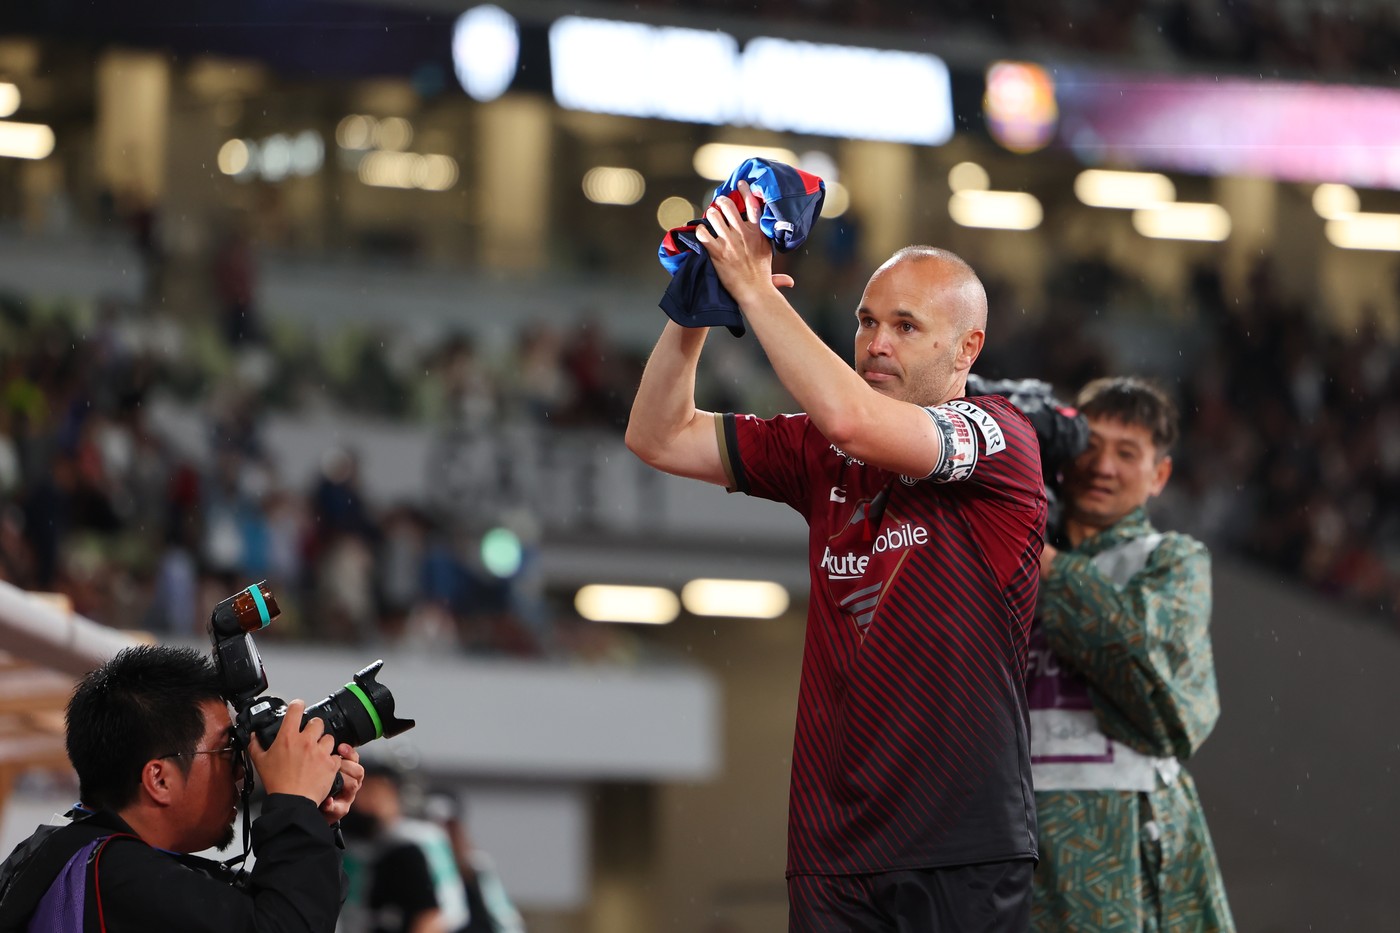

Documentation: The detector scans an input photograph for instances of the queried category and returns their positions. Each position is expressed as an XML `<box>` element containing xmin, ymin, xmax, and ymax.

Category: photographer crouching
<box><xmin>0</xmin><ymin>644</ymin><xmax>364</xmax><ymax>932</ymax></box>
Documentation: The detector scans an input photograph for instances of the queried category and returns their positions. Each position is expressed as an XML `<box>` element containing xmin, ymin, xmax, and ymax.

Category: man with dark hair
<box><xmin>0</xmin><ymin>644</ymin><xmax>364</xmax><ymax>932</ymax></box>
<box><xmin>628</xmin><ymin>182</ymin><xmax>1044</xmax><ymax>930</ymax></box>
<box><xmin>1029</xmin><ymin>376</ymin><xmax>1236</xmax><ymax>931</ymax></box>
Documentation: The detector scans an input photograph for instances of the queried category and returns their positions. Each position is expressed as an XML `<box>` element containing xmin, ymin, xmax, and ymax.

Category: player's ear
<box><xmin>958</xmin><ymin>329</ymin><xmax>985</xmax><ymax>370</ymax></box>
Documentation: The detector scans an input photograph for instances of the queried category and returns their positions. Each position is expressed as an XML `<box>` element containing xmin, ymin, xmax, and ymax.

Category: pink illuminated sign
<box><xmin>1055</xmin><ymin>70</ymin><xmax>1400</xmax><ymax>189</ymax></box>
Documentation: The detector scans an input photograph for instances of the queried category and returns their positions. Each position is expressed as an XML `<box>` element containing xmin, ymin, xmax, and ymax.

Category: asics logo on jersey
<box><xmin>820</xmin><ymin>522</ymin><xmax>929</xmax><ymax>579</ymax></box>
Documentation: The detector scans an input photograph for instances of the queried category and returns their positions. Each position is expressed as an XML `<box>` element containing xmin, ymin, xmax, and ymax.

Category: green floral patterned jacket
<box><xmin>1030</xmin><ymin>508</ymin><xmax>1235</xmax><ymax>933</ymax></box>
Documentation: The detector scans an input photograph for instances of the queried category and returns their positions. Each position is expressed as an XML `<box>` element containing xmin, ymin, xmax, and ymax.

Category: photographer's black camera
<box><xmin>209</xmin><ymin>582</ymin><xmax>415</xmax><ymax>756</ymax></box>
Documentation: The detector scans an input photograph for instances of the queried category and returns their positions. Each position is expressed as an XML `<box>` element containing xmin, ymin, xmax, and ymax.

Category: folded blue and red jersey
<box><xmin>657</xmin><ymin>158</ymin><xmax>825</xmax><ymax>337</ymax></box>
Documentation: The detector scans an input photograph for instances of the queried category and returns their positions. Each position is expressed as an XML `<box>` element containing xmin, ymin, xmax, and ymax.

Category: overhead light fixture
<box><xmin>693</xmin><ymin>142</ymin><xmax>798</xmax><ymax>181</ymax></box>
<box><xmin>1312</xmin><ymin>183</ymin><xmax>1359</xmax><ymax>220</ymax></box>
<box><xmin>948</xmin><ymin>190</ymin><xmax>1042</xmax><ymax>230</ymax></box>
<box><xmin>358</xmin><ymin>151</ymin><xmax>458</xmax><ymax>190</ymax></box>
<box><xmin>0</xmin><ymin>83</ymin><xmax>19</xmax><ymax>119</ymax></box>
<box><xmin>453</xmin><ymin>4</ymin><xmax>520</xmax><ymax>102</ymax></box>
<box><xmin>0</xmin><ymin>121</ymin><xmax>54</xmax><ymax>160</ymax></box>
<box><xmin>680</xmin><ymin>579</ymin><xmax>790</xmax><ymax>619</ymax></box>
<box><xmin>1074</xmin><ymin>169</ymin><xmax>1175</xmax><ymax>209</ymax></box>
<box><xmin>582</xmin><ymin>166</ymin><xmax>646</xmax><ymax>205</ymax></box>
<box><xmin>374</xmin><ymin>116</ymin><xmax>414</xmax><ymax>152</ymax></box>
<box><xmin>575</xmin><ymin>584</ymin><xmax>680</xmax><ymax>625</ymax></box>
<box><xmin>1132</xmin><ymin>202</ymin><xmax>1230</xmax><ymax>241</ymax></box>
<box><xmin>947</xmin><ymin>161</ymin><xmax>990</xmax><ymax>193</ymax></box>
<box><xmin>336</xmin><ymin>114</ymin><xmax>375</xmax><ymax>150</ymax></box>
<box><xmin>656</xmin><ymin>195</ymin><xmax>695</xmax><ymax>230</ymax></box>
<box><xmin>1325</xmin><ymin>213</ymin><xmax>1400</xmax><ymax>251</ymax></box>
<box><xmin>217</xmin><ymin>139</ymin><xmax>251</xmax><ymax>176</ymax></box>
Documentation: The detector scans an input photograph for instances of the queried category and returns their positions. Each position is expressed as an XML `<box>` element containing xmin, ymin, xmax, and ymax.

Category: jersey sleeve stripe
<box><xmin>716</xmin><ymin>412</ymin><xmax>745</xmax><ymax>492</ymax></box>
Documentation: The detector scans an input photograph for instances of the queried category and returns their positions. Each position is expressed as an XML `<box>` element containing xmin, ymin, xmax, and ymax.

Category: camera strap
<box><xmin>219</xmin><ymin>748</ymin><xmax>255</xmax><ymax>875</ymax></box>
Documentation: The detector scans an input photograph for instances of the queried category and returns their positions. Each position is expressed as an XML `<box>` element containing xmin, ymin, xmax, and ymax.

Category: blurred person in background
<box><xmin>1029</xmin><ymin>377</ymin><xmax>1235</xmax><ymax>932</ymax></box>
<box><xmin>629</xmin><ymin>181</ymin><xmax>1045</xmax><ymax>931</ymax></box>
<box><xmin>341</xmin><ymin>761</ymin><xmax>470</xmax><ymax>933</ymax></box>
<box><xmin>424</xmin><ymin>792</ymin><xmax>525</xmax><ymax>933</ymax></box>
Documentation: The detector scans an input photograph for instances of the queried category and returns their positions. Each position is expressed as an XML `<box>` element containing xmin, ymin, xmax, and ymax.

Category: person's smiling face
<box><xmin>1063</xmin><ymin>416</ymin><xmax>1173</xmax><ymax>530</ymax></box>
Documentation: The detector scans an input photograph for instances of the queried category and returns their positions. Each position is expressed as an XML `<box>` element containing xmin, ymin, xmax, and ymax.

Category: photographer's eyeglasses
<box><xmin>161</xmin><ymin>744</ymin><xmax>240</xmax><ymax>765</ymax></box>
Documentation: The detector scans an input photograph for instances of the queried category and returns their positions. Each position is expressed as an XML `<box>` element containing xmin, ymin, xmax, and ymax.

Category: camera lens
<box><xmin>302</xmin><ymin>660</ymin><xmax>416</xmax><ymax>749</ymax></box>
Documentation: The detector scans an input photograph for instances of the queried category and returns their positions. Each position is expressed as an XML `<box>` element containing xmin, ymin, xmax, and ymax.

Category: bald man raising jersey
<box><xmin>628</xmin><ymin>181</ymin><xmax>1045</xmax><ymax>932</ymax></box>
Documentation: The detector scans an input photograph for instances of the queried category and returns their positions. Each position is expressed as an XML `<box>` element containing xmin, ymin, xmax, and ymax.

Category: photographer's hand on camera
<box><xmin>319</xmin><ymin>743</ymin><xmax>364</xmax><ymax>824</ymax></box>
<box><xmin>247</xmin><ymin>699</ymin><xmax>341</xmax><ymax>805</ymax></box>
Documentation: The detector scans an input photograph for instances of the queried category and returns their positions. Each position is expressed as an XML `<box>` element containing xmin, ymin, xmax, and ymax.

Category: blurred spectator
<box><xmin>213</xmin><ymin>215</ymin><xmax>262</xmax><ymax>345</ymax></box>
<box><xmin>342</xmin><ymin>761</ymin><xmax>471</xmax><ymax>933</ymax></box>
<box><xmin>424</xmin><ymin>792</ymin><xmax>526</xmax><ymax>933</ymax></box>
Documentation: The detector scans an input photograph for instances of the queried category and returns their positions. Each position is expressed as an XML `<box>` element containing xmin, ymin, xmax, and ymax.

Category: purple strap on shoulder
<box><xmin>28</xmin><ymin>836</ymin><xmax>107</xmax><ymax>933</ymax></box>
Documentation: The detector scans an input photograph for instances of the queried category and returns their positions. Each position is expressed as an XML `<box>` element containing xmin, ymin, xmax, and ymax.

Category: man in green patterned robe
<box><xmin>1028</xmin><ymin>377</ymin><xmax>1235</xmax><ymax>932</ymax></box>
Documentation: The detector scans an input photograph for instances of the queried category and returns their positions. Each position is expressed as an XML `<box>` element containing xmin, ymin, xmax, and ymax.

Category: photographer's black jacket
<box><xmin>0</xmin><ymin>794</ymin><xmax>344</xmax><ymax>933</ymax></box>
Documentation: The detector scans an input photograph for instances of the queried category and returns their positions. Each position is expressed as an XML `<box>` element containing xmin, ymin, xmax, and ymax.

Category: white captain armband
<box><xmin>903</xmin><ymin>404</ymin><xmax>982</xmax><ymax>484</ymax></box>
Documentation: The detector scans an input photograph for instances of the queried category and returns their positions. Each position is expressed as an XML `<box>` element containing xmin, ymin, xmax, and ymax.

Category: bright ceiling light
<box><xmin>681</xmin><ymin>579</ymin><xmax>790</xmax><ymax>619</ymax></box>
<box><xmin>375</xmin><ymin>116</ymin><xmax>414</xmax><ymax>152</ymax></box>
<box><xmin>290</xmin><ymin>130</ymin><xmax>324</xmax><ymax>177</ymax></box>
<box><xmin>693</xmin><ymin>142</ymin><xmax>798</xmax><ymax>181</ymax></box>
<box><xmin>336</xmin><ymin>114</ymin><xmax>375</xmax><ymax>150</ymax></box>
<box><xmin>1325</xmin><ymin>213</ymin><xmax>1400</xmax><ymax>251</ymax></box>
<box><xmin>1312</xmin><ymin>183</ymin><xmax>1359</xmax><ymax>220</ymax></box>
<box><xmin>0</xmin><ymin>121</ymin><xmax>54</xmax><ymax>160</ymax></box>
<box><xmin>358</xmin><ymin>151</ymin><xmax>457</xmax><ymax>191</ymax></box>
<box><xmin>582</xmin><ymin>166</ymin><xmax>646</xmax><ymax>205</ymax></box>
<box><xmin>819</xmin><ymin>181</ymin><xmax>850</xmax><ymax>219</ymax></box>
<box><xmin>948</xmin><ymin>161</ymin><xmax>989</xmax><ymax>193</ymax></box>
<box><xmin>1132</xmin><ymin>202</ymin><xmax>1231</xmax><ymax>241</ymax></box>
<box><xmin>1074</xmin><ymin>169</ymin><xmax>1175</xmax><ymax>209</ymax></box>
<box><xmin>453</xmin><ymin>4</ymin><xmax>520</xmax><ymax>102</ymax></box>
<box><xmin>0</xmin><ymin>83</ymin><xmax>19</xmax><ymax>119</ymax></box>
<box><xmin>948</xmin><ymin>190</ymin><xmax>1042</xmax><ymax>230</ymax></box>
<box><xmin>575</xmin><ymin>584</ymin><xmax>680</xmax><ymax>625</ymax></box>
<box><xmin>260</xmin><ymin>134</ymin><xmax>292</xmax><ymax>182</ymax></box>
<box><xmin>417</xmin><ymin>154</ymin><xmax>459</xmax><ymax>191</ymax></box>
<box><xmin>217</xmin><ymin>138</ymin><xmax>251</xmax><ymax>175</ymax></box>
<box><xmin>656</xmin><ymin>195</ymin><xmax>695</xmax><ymax>230</ymax></box>
<box><xmin>359</xmin><ymin>151</ymin><xmax>415</xmax><ymax>189</ymax></box>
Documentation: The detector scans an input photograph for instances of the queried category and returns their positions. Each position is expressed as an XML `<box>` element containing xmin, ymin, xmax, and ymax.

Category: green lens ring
<box><xmin>246</xmin><ymin>585</ymin><xmax>271</xmax><ymax>628</ymax></box>
<box><xmin>344</xmin><ymin>683</ymin><xmax>384</xmax><ymax>739</ymax></box>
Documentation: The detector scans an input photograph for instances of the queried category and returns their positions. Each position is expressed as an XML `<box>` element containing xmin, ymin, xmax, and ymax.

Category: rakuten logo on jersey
<box><xmin>820</xmin><ymin>548</ymin><xmax>869</xmax><ymax>579</ymax></box>
<box><xmin>820</xmin><ymin>522</ymin><xmax>929</xmax><ymax>579</ymax></box>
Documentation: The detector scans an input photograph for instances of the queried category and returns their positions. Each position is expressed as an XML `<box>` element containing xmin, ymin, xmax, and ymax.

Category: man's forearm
<box><xmin>735</xmin><ymin>281</ymin><xmax>878</xmax><ymax>450</ymax></box>
<box><xmin>626</xmin><ymin>321</ymin><xmax>708</xmax><ymax>458</ymax></box>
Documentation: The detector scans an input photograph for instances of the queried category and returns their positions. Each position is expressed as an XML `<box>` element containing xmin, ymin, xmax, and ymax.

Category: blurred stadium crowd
<box><xmin>2</xmin><ymin>214</ymin><xmax>1398</xmax><ymax>650</ymax></box>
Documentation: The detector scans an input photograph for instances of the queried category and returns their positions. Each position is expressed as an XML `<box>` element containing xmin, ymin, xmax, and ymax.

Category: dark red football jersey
<box><xmin>719</xmin><ymin>394</ymin><xmax>1045</xmax><ymax>875</ymax></box>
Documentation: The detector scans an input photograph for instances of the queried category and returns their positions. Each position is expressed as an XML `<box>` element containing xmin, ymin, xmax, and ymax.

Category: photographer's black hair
<box><xmin>1075</xmin><ymin>376</ymin><xmax>1179</xmax><ymax>458</ymax></box>
<box><xmin>65</xmin><ymin>644</ymin><xmax>226</xmax><ymax>812</ymax></box>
